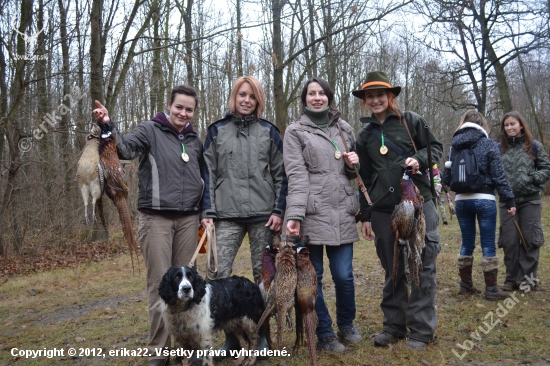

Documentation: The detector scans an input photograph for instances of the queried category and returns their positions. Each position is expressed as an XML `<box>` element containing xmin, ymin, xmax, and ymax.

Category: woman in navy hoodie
<box><xmin>442</xmin><ymin>110</ymin><xmax>515</xmax><ymax>302</ymax></box>
<box><xmin>93</xmin><ymin>85</ymin><xmax>204</xmax><ymax>366</ymax></box>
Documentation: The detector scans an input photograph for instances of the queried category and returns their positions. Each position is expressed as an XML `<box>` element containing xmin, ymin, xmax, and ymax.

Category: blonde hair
<box><xmin>227</xmin><ymin>76</ymin><xmax>266</xmax><ymax>118</ymax></box>
<box><xmin>456</xmin><ymin>109</ymin><xmax>489</xmax><ymax>132</ymax></box>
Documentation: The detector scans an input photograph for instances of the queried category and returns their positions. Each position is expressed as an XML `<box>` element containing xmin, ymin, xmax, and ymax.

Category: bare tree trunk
<box><xmin>0</xmin><ymin>0</ymin><xmax>33</xmax><ymax>254</ymax></box>
<box><xmin>272</xmin><ymin>0</ymin><xmax>287</xmax><ymax>134</ymax></box>
<box><xmin>517</xmin><ymin>55</ymin><xmax>545</xmax><ymax>141</ymax></box>
<box><xmin>184</xmin><ymin>0</ymin><xmax>194</xmax><ymax>86</ymax></box>
<box><xmin>236</xmin><ymin>0</ymin><xmax>243</xmax><ymax>77</ymax></box>
<box><xmin>90</xmin><ymin>0</ymin><xmax>105</xmax><ymax>104</ymax></box>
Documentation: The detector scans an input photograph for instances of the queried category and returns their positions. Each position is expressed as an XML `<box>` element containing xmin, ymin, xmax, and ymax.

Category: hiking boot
<box><xmin>213</xmin><ymin>332</ymin><xmax>239</xmax><ymax>360</ymax></box>
<box><xmin>457</xmin><ymin>255</ymin><xmax>481</xmax><ymax>295</ymax></box>
<box><xmin>443</xmin><ymin>219</ymin><xmax>448</xmax><ymax>225</ymax></box>
<box><xmin>374</xmin><ymin>331</ymin><xmax>403</xmax><ymax>347</ymax></box>
<box><xmin>317</xmin><ymin>335</ymin><xmax>346</xmax><ymax>353</ymax></box>
<box><xmin>337</xmin><ymin>326</ymin><xmax>362</xmax><ymax>346</ymax></box>
<box><xmin>483</xmin><ymin>267</ymin><xmax>508</xmax><ymax>301</ymax></box>
<box><xmin>406</xmin><ymin>339</ymin><xmax>429</xmax><ymax>350</ymax></box>
<box><xmin>500</xmin><ymin>282</ymin><xmax>518</xmax><ymax>292</ymax></box>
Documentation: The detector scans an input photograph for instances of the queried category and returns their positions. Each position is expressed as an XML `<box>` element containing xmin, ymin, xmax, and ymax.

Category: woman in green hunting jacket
<box><xmin>498</xmin><ymin>111</ymin><xmax>550</xmax><ymax>293</ymax></box>
<box><xmin>354</xmin><ymin>71</ymin><xmax>443</xmax><ymax>350</ymax></box>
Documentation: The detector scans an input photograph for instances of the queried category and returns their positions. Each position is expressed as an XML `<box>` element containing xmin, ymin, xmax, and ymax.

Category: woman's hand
<box><xmin>508</xmin><ymin>207</ymin><xmax>516</xmax><ymax>216</ymax></box>
<box><xmin>404</xmin><ymin>157</ymin><xmax>419</xmax><ymax>171</ymax></box>
<box><xmin>344</xmin><ymin>151</ymin><xmax>359</xmax><ymax>169</ymax></box>
<box><xmin>361</xmin><ymin>221</ymin><xmax>374</xmax><ymax>241</ymax></box>
<box><xmin>286</xmin><ymin>219</ymin><xmax>301</xmax><ymax>236</ymax></box>
<box><xmin>93</xmin><ymin>100</ymin><xmax>111</xmax><ymax>124</ymax></box>
<box><xmin>266</xmin><ymin>215</ymin><xmax>283</xmax><ymax>232</ymax></box>
<box><xmin>201</xmin><ymin>218</ymin><xmax>214</xmax><ymax>228</ymax></box>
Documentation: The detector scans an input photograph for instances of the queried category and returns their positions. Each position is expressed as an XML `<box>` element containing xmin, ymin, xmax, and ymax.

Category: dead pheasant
<box><xmin>76</xmin><ymin>125</ymin><xmax>107</xmax><ymax>233</ymax></box>
<box><xmin>258</xmin><ymin>234</ymin><xmax>280</xmax><ymax>301</ymax></box>
<box><xmin>390</xmin><ymin>168</ymin><xmax>426</xmax><ymax>289</ymax></box>
<box><xmin>294</xmin><ymin>246</ymin><xmax>317</xmax><ymax>366</ymax></box>
<box><xmin>256</xmin><ymin>241</ymin><xmax>297</xmax><ymax>347</ymax></box>
<box><xmin>95</xmin><ymin>112</ymin><xmax>138</xmax><ymax>271</ymax></box>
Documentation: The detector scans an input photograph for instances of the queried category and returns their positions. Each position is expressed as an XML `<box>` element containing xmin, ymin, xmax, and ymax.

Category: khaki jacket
<box><xmin>283</xmin><ymin>112</ymin><xmax>360</xmax><ymax>245</ymax></box>
<box><xmin>201</xmin><ymin>114</ymin><xmax>287</xmax><ymax>219</ymax></box>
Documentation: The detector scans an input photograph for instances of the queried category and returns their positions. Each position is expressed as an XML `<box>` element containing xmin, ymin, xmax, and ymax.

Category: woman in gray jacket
<box><xmin>285</xmin><ymin>77</ymin><xmax>361</xmax><ymax>353</ymax></box>
<box><xmin>93</xmin><ymin>85</ymin><xmax>204</xmax><ymax>366</ymax></box>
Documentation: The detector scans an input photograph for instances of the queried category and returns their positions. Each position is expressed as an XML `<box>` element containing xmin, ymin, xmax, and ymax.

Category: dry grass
<box><xmin>1</xmin><ymin>197</ymin><xmax>550</xmax><ymax>365</ymax></box>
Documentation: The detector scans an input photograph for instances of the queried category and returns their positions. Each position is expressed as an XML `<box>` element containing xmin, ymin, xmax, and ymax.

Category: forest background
<box><xmin>0</xmin><ymin>0</ymin><xmax>549</xmax><ymax>257</ymax></box>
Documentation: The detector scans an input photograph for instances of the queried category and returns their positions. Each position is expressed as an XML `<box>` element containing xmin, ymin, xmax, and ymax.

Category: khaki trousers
<box><xmin>138</xmin><ymin>212</ymin><xmax>199</xmax><ymax>361</ymax></box>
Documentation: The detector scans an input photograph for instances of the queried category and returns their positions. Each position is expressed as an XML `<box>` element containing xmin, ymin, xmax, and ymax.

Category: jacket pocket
<box><xmin>531</xmin><ymin>222</ymin><xmax>544</xmax><ymax>247</ymax></box>
<box><xmin>344</xmin><ymin>186</ymin><xmax>359</xmax><ymax>215</ymax></box>
<box><xmin>306</xmin><ymin>194</ymin><xmax>317</xmax><ymax>214</ymax></box>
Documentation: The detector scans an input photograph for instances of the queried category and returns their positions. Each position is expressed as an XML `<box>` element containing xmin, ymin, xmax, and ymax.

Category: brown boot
<box><xmin>481</xmin><ymin>257</ymin><xmax>508</xmax><ymax>301</ymax></box>
<box><xmin>457</xmin><ymin>255</ymin><xmax>481</xmax><ymax>295</ymax></box>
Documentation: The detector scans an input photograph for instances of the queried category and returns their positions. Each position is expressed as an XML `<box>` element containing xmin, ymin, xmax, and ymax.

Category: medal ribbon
<box><xmin>181</xmin><ymin>143</ymin><xmax>186</xmax><ymax>156</ymax></box>
<box><xmin>381</xmin><ymin>133</ymin><xmax>385</xmax><ymax>150</ymax></box>
<box><xmin>331</xmin><ymin>141</ymin><xmax>340</xmax><ymax>154</ymax></box>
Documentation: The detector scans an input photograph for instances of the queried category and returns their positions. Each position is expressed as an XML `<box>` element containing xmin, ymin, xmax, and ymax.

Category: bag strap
<box><xmin>336</xmin><ymin>121</ymin><xmax>372</xmax><ymax>205</ymax></box>
<box><xmin>366</xmin><ymin>123</ymin><xmax>409</xmax><ymax>159</ymax></box>
<box><xmin>402</xmin><ymin>116</ymin><xmax>418</xmax><ymax>153</ymax></box>
<box><xmin>189</xmin><ymin>224</ymin><xmax>219</xmax><ymax>280</ymax></box>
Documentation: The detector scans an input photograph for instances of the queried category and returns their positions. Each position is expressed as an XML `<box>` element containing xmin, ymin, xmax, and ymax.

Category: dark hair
<box><xmin>170</xmin><ymin>85</ymin><xmax>199</xmax><ymax>109</ymax></box>
<box><xmin>300</xmin><ymin>77</ymin><xmax>337</xmax><ymax>113</ymax></box>
<box><xmin>499</xmin><ymin>111</ymin><xmax>535</xmax><ymax>159</ymax></box>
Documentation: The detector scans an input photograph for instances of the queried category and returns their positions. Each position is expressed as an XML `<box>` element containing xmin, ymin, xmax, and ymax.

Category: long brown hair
<box><xmin>361</xmin><ymin>90</ymin><xmax>402</xmax><ymax>120</ymax></box>
<box><xmin>455</xmin><ymin>110</ymin><xmax>489</xmax><ymax>132</ymax></box>
<box><xmin>499</xmin><ymin>111</ymin><xmax>535</xmax><ymax>159</ymax></box>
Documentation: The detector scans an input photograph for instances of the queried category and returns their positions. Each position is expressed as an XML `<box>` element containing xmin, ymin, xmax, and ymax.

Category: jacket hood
<box><xmin>152</xmin><ymin>112</ymin><xmax>194</xmax><ymax>137</ymax></box>
<box><xmin>452</xmin><ymin>123</ymin><xmax>488</xmax><ymax>149</ymax></box>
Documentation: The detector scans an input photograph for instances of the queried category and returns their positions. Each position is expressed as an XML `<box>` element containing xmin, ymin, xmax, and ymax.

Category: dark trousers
<box><xmin>371</xmin><ymin>200</ymin><xmax>440</xmax><ymax>343</ymax></box>
<box><xmin>499</xmin><ymin>200</ymin><xmax>543</xmax><ymax>286</ymax></box>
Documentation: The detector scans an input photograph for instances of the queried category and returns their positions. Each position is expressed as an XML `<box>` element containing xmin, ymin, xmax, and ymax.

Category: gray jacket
<box><xmin>201</xmin><ymin>113</ymin><xmax>287</xmax><ymax>219</ymax></box>
<box><xmin>283</xmin><ymin>112</ymin><xmax>360</xmax><ymax>246</ymax></box>
<box><xmin>114</xmin><ymin>113</ymin><xmax>204</xmax><ymax>213</ymax></box>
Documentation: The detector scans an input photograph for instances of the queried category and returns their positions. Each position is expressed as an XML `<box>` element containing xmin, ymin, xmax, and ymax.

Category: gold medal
<box><xmin>181</xmin><ymin>152</ymin><xmax>189</xmax><ymax>162</ymax></box>
<box><xmin>380</xmin><ymin>146</ymin><xmax>388</xmax><ymax>155</ymax></box>
<box><xmin>335</xmin><ymin>150</ymin><xmax>342</xmax><ymax>159</ymax></box>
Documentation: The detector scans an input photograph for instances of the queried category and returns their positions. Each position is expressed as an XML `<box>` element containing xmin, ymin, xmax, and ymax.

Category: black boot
<box><xmin>457</xmin><ymin>255</ymin><xmax>481</xmax><ymax>295</ymax></box>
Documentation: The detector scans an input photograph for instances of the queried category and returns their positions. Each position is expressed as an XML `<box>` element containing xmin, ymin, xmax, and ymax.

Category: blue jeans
<box><xmin>307</xmin><ymin>243</ymin><xmax>356</xmax><ymax>339</ymax></box>
<box><xmin>455</xmin><ymin>199</ymin><xmax>497</xmax><ymax>257</ymax></box>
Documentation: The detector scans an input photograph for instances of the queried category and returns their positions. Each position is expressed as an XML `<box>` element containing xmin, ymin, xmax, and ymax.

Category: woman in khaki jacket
<box><xmin>284</xmin><ymin>77</ymin><xmax>361</xmax><ymax>353</ymax></box>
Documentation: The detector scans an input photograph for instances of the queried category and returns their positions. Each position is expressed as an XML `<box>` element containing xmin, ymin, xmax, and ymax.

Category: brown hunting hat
<box><xmin>352</xmin><ymin>71</ymin><xmax>401</xmax><ymax>99</ymax></box>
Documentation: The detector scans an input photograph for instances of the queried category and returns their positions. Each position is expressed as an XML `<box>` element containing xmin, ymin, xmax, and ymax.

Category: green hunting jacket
<box><xmin>201</xmin><ymin>113</ymin><xmax>288</xmax><ymax>220</ymax></box>
<box><xmin>356</xmin><ymin>111</ymin><xmax>443</xmax><ymax>221</ymax></box>
<box><xmin>500</xmin><ymin>136</ymin><xmax>550</xmax><ymax>203</ymax></box>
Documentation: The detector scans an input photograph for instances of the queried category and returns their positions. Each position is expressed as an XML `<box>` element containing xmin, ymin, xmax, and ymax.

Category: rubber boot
<box><xmin>213</xmin><ymin>332</ymin><xmax>239</xmax><ymax>360</ymax></box>
<box><xmin>457</xmin><ymin>255</ymin><xmax>481</xmax><ymax>295</ymax></box>
<box><xmin>481</xmin><ymin>256</ymin><xmax>508</xmax><ymax>301</ymax></box>
<box><xmin>257</xmin><ymin>328</ymin><xmax>270</xmax><ymax>360</ymax></box>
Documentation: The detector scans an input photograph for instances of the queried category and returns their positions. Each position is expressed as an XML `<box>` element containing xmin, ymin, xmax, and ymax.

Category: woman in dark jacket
<box><xmin>498</xmin><ymin>111</ymin><xmax>550</xmax><ymax>292</ymax></box>
<box><xmin>355</xmin><ymin>71</ymin><xmax>443</xmax><ymax>350</ymax></box>
<box><xmin>285</xmin><ymin>77</ymin><xmax>361</xmax><ymax>353</ymax></box>
<box><xmin>93</xmin><ymin>85</ymin><xmax>204</xmax><ymax>366</ymax></box>
<box><xmin>442</xmin><ymin>110</ymin><xmax>516</xmax><ymax>302</ymax></box>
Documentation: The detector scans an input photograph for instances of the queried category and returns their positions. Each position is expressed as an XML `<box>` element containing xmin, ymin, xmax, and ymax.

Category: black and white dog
<box><xmin>158</xmin><ymin>266</ymin><xmax>266</xmax><ymax>366</ymax></box>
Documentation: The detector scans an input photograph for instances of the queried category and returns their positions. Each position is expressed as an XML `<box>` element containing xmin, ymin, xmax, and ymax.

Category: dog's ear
<box><xmin>190</xmin><ymin>268</ymin><xmax>207</xmax><ymax>304</ymax></box>
<box><xmin>158</xmin><ymin>268</ymin><xmax>178</xmax><ymax>306</ymax></box>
